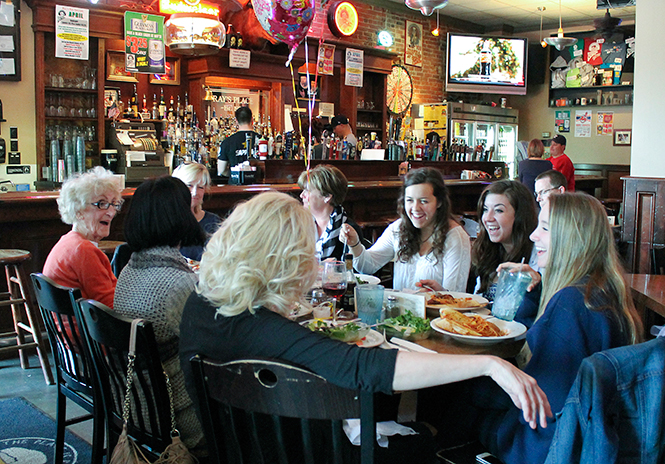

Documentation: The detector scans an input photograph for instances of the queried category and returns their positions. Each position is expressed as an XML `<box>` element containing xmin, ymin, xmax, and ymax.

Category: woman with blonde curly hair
<box><xmin>179</xmin><ymin>191</ymin><xmax>551</xmax><ymax>462</ymax></box>
<box><xmin>44</xmin><ymin>166</ymin><xmax>123</xmax><ymax>308</ymax></box>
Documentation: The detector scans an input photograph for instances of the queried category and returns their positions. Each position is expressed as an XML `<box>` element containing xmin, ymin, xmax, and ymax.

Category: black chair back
<box><xmin>652</xmin><ymin>247</ymin><xmax>665</xmax><ymax>275</ymax></box>
<box><xmin>75</xmin><ymin>298</ymin><xmax>172</xmax><ymax>460</ymax></box>
<box><xmin>111</xmin><ymin>243</ymin><xmax>132</xmax><ymax>277</ymax></box>
<box><xmin>190</xmin><ymin>356</ymin><xmax>377</xmax><ymax>464</ymax></box>
<box><xmin>30</xmin><ymin>273</ymin><xmax>105</xmax><ymax>464</ymax></box>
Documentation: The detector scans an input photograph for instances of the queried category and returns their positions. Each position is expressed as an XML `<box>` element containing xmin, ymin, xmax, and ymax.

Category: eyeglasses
<box><xmin>534</xmin><ymin>187</ymin><xmax>558</xmax><ymax>199</ymax></box>
<box><xmin>91</xmin><ymin>200</ymin><xmax>124</xmax><ymax>211</ymax></box>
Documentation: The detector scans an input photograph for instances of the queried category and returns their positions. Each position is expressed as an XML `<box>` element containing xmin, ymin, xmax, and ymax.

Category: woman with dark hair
<box><xmin>342</xmin><ymin>168</ymin><xmax>471</xmax><ymax>292</ymax></box>
<box><xmin>471</xmin><ymin>180</ymin><xmax>538</xmax><ymax>300</ymax></box>
<box><xmin>518</xmin><ymin>139</ymin><xmax>552</xmax><ymax>194</ymax></box>
<box><xmin>113</xmin><ymin>176</ymin><xmax>206</xmax><ymax>457</ymax></box>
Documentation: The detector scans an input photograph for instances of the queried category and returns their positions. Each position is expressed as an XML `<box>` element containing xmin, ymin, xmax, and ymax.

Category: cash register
<box><xmin>107</xmin><ymin>122</ymin><xmax>169</xmax><ymax>183</ymax></box>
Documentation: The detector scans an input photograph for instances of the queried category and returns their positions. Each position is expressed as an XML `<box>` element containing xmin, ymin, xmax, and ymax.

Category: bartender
<box><xmin>331</xmin><ymin>114</ymin><xmax>357</xmax><ymax>147</ymax></box>
<box><xmin>217</xmin><ymin>106</ymin><xmax>261</xmax><ymax>177</ymax></box>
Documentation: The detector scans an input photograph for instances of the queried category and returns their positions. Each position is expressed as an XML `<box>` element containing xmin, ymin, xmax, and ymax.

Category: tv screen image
<box><xmin>446</xmin><ymin>34</ymin><xmax>528</xmax><ymax>95</ymax></box>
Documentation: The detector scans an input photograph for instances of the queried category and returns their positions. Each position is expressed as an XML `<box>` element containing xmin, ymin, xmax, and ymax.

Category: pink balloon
<box><xmin>253</xmin><ymin>0</ymin><xmax>315</xmax><ymax>60</ymax></box>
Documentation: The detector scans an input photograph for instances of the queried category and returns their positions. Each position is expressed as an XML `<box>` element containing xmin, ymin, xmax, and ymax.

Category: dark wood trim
<box><xmin>574</xmin><ymin>163</ymin><xmax>630</xmax><ymax>199</ymax></box>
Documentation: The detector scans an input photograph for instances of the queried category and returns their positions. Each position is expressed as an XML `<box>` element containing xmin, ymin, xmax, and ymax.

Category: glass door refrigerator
<box><xmin>448</xmin><ymin>102</ymin><xmax>519</xmax><ymax>177</ymax></box>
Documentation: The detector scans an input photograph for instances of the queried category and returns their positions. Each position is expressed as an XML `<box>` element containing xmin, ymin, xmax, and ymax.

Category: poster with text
<box><xmin>575</xmin><ymin>110</ymin><xmax>592</xmax><ymax>138</ymax></box>
<box><xmin>345</xmin><ymin>48</ymin><xmax>363</xmax><ymax>87</ymax></box>
<box><xmin>124</xmin><ymin>12</ymin><xmax>165</xmax><ymax>74</ymax></box>
<box><xmin>596</xmin><ymin>111</ymin><xmax>614</xmax><ymax>136</ymax></box>
<box><xmin>555</xmin><ymin>110</ymin><xmax>570</xmax><ymax>133</ymax></box>
<box><xmin>55</xmin><ymin>5</ymin><xmax>89</xmax><ymax>60</ymax></box>
<box><xmin>317</xmin><ymin>44</ymin><xmax>335</xmax><ymax>76</ymax></box>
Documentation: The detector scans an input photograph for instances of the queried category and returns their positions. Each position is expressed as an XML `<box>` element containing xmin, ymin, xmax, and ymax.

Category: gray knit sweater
<box><xmin>114</xmin><ymin>246</ymin><xmax>204</xmax><ymax>455</ymax></box>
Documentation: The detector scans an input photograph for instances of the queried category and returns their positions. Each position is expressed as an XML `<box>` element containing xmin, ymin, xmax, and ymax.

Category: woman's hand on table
<box><xmin>415</xmin><ymin>280</ymin><xmax>444</xmax><ymax>292</ymax></box>
<box><xmin>496</xmin><ymin>262</ymin><xmax>541</xmax><ymax>292</ymax></box>
<box><xmin>340</xmin><ymin>224</ymin><xmax>362</xmax><ymax>257</ymax></box>
<box><xmin>488</xmin><ymin>357</ymin><xmax>552</xmax><ymax>429</ymax></box>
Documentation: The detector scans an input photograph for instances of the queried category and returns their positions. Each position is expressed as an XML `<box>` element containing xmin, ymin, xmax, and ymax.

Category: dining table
<box><xmin>628</xmin><ymin>274</ymin><xmax>665</xmax><ymax>337</ymax></box>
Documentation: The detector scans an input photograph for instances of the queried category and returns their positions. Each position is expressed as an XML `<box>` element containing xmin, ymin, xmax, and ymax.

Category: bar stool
<box><xmin>0</xmin><ymin>249</ymin><xmax>54</xmax><ymax>385</ymax></box>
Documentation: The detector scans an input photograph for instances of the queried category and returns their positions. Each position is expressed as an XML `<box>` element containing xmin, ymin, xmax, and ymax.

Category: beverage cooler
<box><xmin>448</xmin><ymin>102</ymin><xmax>519</xmax><ymax>178</ymax></box>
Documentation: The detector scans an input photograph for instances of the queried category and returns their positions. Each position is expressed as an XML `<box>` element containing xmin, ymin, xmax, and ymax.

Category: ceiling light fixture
<box><xmin>538</xmin><ymin>7</ymin><xmax>546</xmax><ymax>48</ymax></box>
<box><xmin>543</xmin><ymin>0</ymin><xmax>577</xmax><ymax>51</ymax></box>
<box><xmin>164</xmin><ymin>13</ymin><xmax>225</xmax><ymax>56</ymax></box>
<box><xmin>431</xmin><ymin>11</ymin><xmax>440</xmax><ymax>36</ymax></box>
<box><xmin>404</xmin><ymin>0</ymin><xmax>448</xmax><ymax>17</ymax></box>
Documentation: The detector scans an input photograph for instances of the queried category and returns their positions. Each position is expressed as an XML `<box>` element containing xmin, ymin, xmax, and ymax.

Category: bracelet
<box><xmin>349</xmin><ymin>240</ymin><xmax>360</xmax><ymax>248</ymax></box>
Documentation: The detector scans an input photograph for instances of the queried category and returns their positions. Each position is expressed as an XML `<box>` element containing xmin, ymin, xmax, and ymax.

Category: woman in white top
<box><xmin>341</xmin><ymin>168</ymin><xmax>471</xmax><ymax>292</ymax></box>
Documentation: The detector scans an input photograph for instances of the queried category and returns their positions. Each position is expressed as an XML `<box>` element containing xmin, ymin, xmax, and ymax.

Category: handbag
<box><xmin>109</xmin><ymin>319</ymin><xmax>197</xmax><ymax>464</ymax></box>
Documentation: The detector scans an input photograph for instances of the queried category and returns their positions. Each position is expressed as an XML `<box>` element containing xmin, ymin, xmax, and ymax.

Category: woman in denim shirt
<box><xmin>473</xmin><ymin>193</ymin><xmax>643</xmax><ymax>464</ymax></box>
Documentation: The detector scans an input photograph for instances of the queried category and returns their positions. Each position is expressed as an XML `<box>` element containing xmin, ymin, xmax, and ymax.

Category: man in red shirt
<box><xmin>549</xmin><ymin>134</ymin><xmax>575</xmax><ymax>191</ymax></box>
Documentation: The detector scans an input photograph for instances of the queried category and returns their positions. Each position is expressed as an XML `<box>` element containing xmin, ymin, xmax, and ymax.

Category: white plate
<box><xmin>425</xmin><ymin>292</ymin><xmax>489</xmax><ymax>312</ymax></box>
<box><xmin>430</xmin><ymin>316</ymin><xmax>526</xmax><ymax>345</ymax></box>
<box><xmin>354</xmin><ymin>274</ymin><xmax>381</xmax><ymax>285</ymax></box>
<box><xmin>356</xmin><ymin>329</ymin><xmax>384</xmax><ymax>348</ymax></box>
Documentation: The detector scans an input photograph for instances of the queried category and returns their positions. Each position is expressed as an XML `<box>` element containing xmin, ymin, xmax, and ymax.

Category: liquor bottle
<box><xmin>184</xmin><ymin>92</ymin><xmax>190</xmax><ymax>121</ymax></box>
<box><xmin>236</xmin><ymin>31</ymin><xmax>243</xmax><ymax>49</ymax></box>
<box><xmin>227</xmin><ymin>24</ymin><xmax>236</xmax><ymax>49</ymax></box>
<box><xmin>142</xmin><ymin>94</ymin><xmax>148</xmax><ymax>114</ymax></box>
<box><xmin>130</xmin><ymin>84</ymin><xmax>138</xmax><ymax>118</ymax></box>
<box><xmin>159</xmin><ymin>88</ymin><xmax>166</xmax><ymax>119</ymax></box>
<box><xmin>480</xmin><ymin>40</ymin><xmax>492</xmax><ymax>77</ymax></box>
<box><xmin>177</xmin><ymin>95</ymin><xmax>183</xmax><ymax>119</ymax></box>
<box><xmin>152</xmin><ymin>94</ymin><xmax>158</xmax><ymax>120</ymax></box>
<box><xmin>258</xmin><ymin>132</ymin><xmax>268</xmax><ymax>160</ymax></box>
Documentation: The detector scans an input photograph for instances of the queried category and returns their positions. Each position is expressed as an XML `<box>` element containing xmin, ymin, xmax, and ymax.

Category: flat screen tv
<box><xmin>446</xmin><ymin>33</ymin><xmax>528</xmax><ymax>95</ymax></box>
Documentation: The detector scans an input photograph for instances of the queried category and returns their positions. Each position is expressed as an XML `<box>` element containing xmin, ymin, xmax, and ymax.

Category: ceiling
<box><xmin>386</xmin><ymin>0</ymin><xmax>636</xmax><ymax>33</ymax></box>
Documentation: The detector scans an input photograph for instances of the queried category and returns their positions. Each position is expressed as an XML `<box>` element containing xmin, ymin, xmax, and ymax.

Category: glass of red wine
<box><xmin>322</xmin><ymin>260</ymin><xmax>347</xmax><ymax>320</ymax></box>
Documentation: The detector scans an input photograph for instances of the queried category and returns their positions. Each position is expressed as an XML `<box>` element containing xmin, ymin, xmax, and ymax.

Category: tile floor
<box><xmin>0</xmin><ymin>353</ymin><xmax>94</xmax><ymax>445</ymax></box>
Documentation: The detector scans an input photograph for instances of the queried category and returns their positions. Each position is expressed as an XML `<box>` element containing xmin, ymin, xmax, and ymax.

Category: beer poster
<box><xmin>345</xmin><ymin>48</ymin><xmax>363</xmax><ymax>87</ymax></box>
<box><xmin>575</xmin><ymin>110</ymin><xmax>592</xmax><ymax>138</ymax></box>
<box><xmin>596</xmin><ymin>111</ymin><xmax>614</xmax><ymax>136</ymax></box>
<box><xmin>317</xmin><ymin>44</ymin><xmax>335</xmax><ymax>76</ymax></box>
<box><xmin>405</xmin><ymin>20</ymin><xmax>423</xmax><ymax>67</ymax></box>
<box><xmin>124</xmin><ymin>12</ymin><xmax>165</xmax><ymax>74</ymax></box>
<box><xmin>555</xmin><ymin>110</ymin><xmax>570</xmax><ymax>133</ymax></box>
<box><xmin>55</xmin><ymin>5</ymin><xmax>89</xmax><ymax>60</ymax></box>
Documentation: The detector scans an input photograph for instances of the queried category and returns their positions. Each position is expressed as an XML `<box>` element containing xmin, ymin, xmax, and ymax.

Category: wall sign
<box><xmin>124</xmin><ymin>11</ymin><xmax>165</xmax><ymax>74</ymax></box>
<box><xmin>327</xmin><ymin>1</ymin><xmax>358</xmax><ymax>38</ymax></box>
<box><xmin>0</xmin><ymin>0</ymin><xmax>20</xmax><ymax>80</ymax></box>
<box><xmin>159</xmin><ymin>0</ymin><xmax>219</xmax><ymax>16</ymax></box>
<box><xmin>7</xmin><ymin>165</ymin><xmax>29</xmax><ymax>174</ymax></box>
<box><xmin>55</xmin><ymin>5</ymin><xmax>89</xmax><ymax>60</ymax></box>
<box><xmin>344</xmin><ymin>48</ymin><xmax>363</xmax><ymax>87</ymax></box>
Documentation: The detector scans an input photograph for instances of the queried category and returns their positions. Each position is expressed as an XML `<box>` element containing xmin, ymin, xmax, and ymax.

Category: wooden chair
<box><xmin>190</xmin><ymin>356</ymin><xmax>378</xmax><ymax>464</ymax></box>
<box><xmin>30</xmin><ymin>273</ymin><xmax>105</xmax><ymax>464</ymax></box>
<box><xmin>74</xmin><ymin>298</ymin><xmax>173</xmax><ymax>461</ymax></box>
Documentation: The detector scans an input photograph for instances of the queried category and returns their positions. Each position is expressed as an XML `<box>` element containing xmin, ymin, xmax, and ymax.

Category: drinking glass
<box><xmin>492</xmin><ymin>270</ymin><xmax>532</xmax><ymax>321</ymax></box>
<box><xmin>355</xmin><ymin>284</ymin><xmax>384</xmax><ymax>325</ymax></box>
<box><xmin>322</xmin><ymin>261</ymin><xmax>347</xmax><ymax>319</ymax></box>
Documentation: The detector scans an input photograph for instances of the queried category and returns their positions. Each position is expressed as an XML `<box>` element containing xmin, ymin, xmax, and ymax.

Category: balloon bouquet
<box><xmin>253</xmin><ymin>0</ymin><xmax>318</xmax><ymax>167</ymax></box>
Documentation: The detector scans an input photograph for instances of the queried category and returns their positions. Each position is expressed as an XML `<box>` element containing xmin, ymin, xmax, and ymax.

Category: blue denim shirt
<box><xmin>545</xmin><ymin>338</ymin><xmax>665</xmax><ymax>464</ymax></box>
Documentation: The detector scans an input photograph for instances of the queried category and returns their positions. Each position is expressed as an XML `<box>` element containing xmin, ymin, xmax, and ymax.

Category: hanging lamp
<box><xmin>405</xmin><ymin>0</ymin><xmax>448</xmax><ymax>17</ymax></box>
<box><xmin>538</xmin><ymin>7</ymin><xmax>547</xmax><ymax>48</ymax></box>
<box><xmin>164</xmin><ymin>13</ymin><xmax>225</xmax><ymax>56</ymax></box>
<box><xmin>431</xmin><ymin>10</ymin><xmax>440</xmax><ymax>36</ymax></box>
<box><xmin>544</xmin><ymin>0</ymin><xmax>576</xmax><ymax>51</ymax></box>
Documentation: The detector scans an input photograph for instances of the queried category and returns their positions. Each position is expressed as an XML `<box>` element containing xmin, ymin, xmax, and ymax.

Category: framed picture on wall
<box><xmin>613</xmin><ymin>129</ymin><xmax>632</xmax><ymax>146</ymax></box>
<box><xmin>405</xmin><ymin>20</ymin><xmax>423</xmax><ymax>67</ymax></box>
<box><xmin>106</xmin><ymin>51</ymin><xmax>137</xmax><ymax>82</ymax></box>
<box><xmin>150</xmin><ymin>57</ymin><xmax>180</xmax><ymax>85</ymax></box>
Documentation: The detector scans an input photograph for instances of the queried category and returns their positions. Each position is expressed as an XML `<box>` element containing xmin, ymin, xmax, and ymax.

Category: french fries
<box><xmin>427</xmin><ymin>293</ymin><xmax>483</xmax><ymax>308</ymax></box>
<box><xmin>436</xmin><ymin>308</ymin><xmax>505</xmax><ymax>337</ymax></box>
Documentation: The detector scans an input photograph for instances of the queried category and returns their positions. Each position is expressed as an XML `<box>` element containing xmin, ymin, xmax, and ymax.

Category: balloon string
<box><xmin>289</xmin><ymin>62</ymin><xmax>306</xmax><ymax>165</ymax></box>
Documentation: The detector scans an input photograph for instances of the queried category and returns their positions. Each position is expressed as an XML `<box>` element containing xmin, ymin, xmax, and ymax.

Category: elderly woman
<box><xmin>172</xmin><ymin>162</ymin><xmax>222</xmax><ymax>261</ymax></box>
<box><xmin>114</xmin><ymin>176</ymin><xmax>206</xmax><ymax>456</ymax></box>
<box><xmin>43</xmin><ymin>166</ymin><xmax>123</xmax><ymax>308</ymax></box>
<box><xmin>298</xmin><ymin>164</ymin><xmax>363</xmax><ymax>261</ymax></box>
<box><xmin>179</xmin><ymin>191</ymin><xmax>551</xmax><ymax>461</ymax></box>
<box><xmin>342</xmin><ymin>168</ymin><xmax>471</xmax><ymax>292</ymax></box>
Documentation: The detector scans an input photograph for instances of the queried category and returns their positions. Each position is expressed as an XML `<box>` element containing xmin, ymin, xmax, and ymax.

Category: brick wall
<box><xmin>306</xmin><ymin>1</ymin><xmax>464</xmax><ymax>105</ymax></box>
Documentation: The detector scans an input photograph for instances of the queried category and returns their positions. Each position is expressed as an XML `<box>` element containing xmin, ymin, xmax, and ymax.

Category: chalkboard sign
<box><xmin>0</xmin><ymin>0</ymin><xmax>21</xmax><ymax>81</ymax></box>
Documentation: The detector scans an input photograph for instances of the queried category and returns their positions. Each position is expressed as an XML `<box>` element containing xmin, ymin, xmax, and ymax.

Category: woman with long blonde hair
<box><xmin>473</xmin><ymin>192</ymin><xmax>642</xmax><ymax>464</ymax></box>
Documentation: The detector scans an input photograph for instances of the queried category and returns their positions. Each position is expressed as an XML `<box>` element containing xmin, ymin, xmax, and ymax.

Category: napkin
<box><xmin>342</xmin><ymin>419</ymin><xmax>417</xmax><ymax>448</ymax></box>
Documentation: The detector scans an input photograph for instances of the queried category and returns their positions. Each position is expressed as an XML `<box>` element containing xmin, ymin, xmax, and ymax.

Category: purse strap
<box><xmin>121</xmin><ymin>319</ymin><xmax>178</xmax><ymax>435</ymax></box>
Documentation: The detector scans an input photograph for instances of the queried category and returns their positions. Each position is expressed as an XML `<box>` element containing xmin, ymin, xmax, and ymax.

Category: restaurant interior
<box><xmin>1</xmin><ymin>0</ymin><xmax>665</xmax><ymax>462</ymax></box>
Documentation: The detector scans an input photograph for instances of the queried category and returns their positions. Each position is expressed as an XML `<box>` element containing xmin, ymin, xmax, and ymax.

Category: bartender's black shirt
<box><xmin>218</xmin><ymin>130</ymin><xmax>260</xmax><ymax>170</ymax></box>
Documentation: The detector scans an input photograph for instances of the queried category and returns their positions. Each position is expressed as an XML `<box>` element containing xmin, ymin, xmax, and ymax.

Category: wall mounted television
<box><xmin>446</xmin><ymin>33</ymin><xmax>528</xmax><ymax>96</ymax></box>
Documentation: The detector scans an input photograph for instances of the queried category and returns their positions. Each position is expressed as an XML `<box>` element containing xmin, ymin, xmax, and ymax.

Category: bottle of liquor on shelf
<box><xmin>273</xmin><ymin>132</ymin><xmax>282</xmax><ymax>159</ymax></box>
<box><xmin>236</xmin><ymin>31</ymin><xmax>244</xmax><ymax>49</ymax></box>
<box><xmin>152</xmin><ymin>94</ymin><xmax>158</xmax><ymax>120</ymax></box>
<box><xmin>168</xmin><ymin>95</ymin><xmax>174</xmax><ymax>121</ymax></box>
<box><xmin>159</xmin><ymin>88</ymin><xmax>166</xmax><ymax>119</ymax></box>
<box><xmin>177</xmin><ymin>95</ymin><xmax>182</xmax><ymax>119</ymax></box>
<box><xmin>227</xmin><ymin>24</ymin><xmax>237</xmax><ymax>48</ymax></box>
<box><xmin>130</xmin><ymin>84</ymin><xmax>138</xmax><ymax>118</ymax></box>
<box><xmin>142</xmin><ymin>94</ymin><xmax>148</xmax><ymax>114</ymax></box>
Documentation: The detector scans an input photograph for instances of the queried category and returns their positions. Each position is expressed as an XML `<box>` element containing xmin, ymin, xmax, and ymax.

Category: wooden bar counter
<box><xmin>0</xmin><ymin>179</ymin><xmax>491</xmax><ymax>278</ymax></box>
